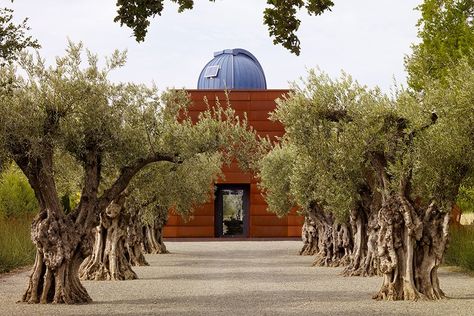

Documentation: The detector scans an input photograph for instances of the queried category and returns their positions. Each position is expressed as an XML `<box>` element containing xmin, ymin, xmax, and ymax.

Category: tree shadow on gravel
<box><xmin>110</xmin><ymin>289</ymin><xmax>372</xmax><ymax>305</ymax></box>
<box><xmin>140</xmin><ymin>271</ymin><xmax>340</xmax><ymax>283</ymax></box>
<box><xmin>144</xmin><ymin>258</ymin><xmax>321</xmax><ymax>269</ymax></box>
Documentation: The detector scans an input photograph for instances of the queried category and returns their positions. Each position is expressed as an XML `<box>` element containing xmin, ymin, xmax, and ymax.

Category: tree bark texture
<box><xmin>309</xmin><ymin>211</ymin><xmax>352</xmax><ymax>267</ymax></box>
<box><xmin>15</xmin><ymin>130</ymin><xmax>95</xmax><ymax>304</ymax></box>
<box><xmin>299</xmin><ymin>216</ymin><xmax>319</xmax><ymax>255</ymax></box>
<box><xmin>21</xmin><ymin>210</ymin><xmax>92</xmax><ymax>304</ymax></box>
<box><xmin>79</xmin><ymin>199</ymin><xmax>138</xmax><ymax>281</ymax></box>
<box><xmin>143</xmin><ymin>213</ymin><xmax>169</xmax><ymax>254</ymax></box>
<box><xmin>343</xmin><ymin>200</ymin><xmax>381</xmax><ymax>277</ymax></box>
<box><xmin>373</xmin><ymin>195</ymin><xmax>449</xmax><ymax>301</ymax></box>
<box><xmin>125</xmin><ymin>210</ymin><xmax>149</xmax><ymax>266</ymax></box>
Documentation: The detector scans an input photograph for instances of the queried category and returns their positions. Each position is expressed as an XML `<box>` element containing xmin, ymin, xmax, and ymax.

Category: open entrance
<box><xmin>215</xmin><ymin>184</ymin><xmax>249</xmax><ymax>237</ymax></box>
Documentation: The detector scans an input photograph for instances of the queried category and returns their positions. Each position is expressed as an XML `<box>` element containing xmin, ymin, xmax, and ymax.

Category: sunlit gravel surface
<box><xmin>1</xmin><ymin>241</ymin><xmax>473</xmax><ymax>315</ymax></box>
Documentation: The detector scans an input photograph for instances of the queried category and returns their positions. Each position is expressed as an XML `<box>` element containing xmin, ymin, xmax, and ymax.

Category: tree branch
<box><xmin>97</xmin><ymin>152</ymin><xmax>179</xmax><ymax>212</ymax></box>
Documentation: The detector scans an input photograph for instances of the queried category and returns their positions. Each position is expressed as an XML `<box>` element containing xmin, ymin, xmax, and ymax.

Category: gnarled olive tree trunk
<box><xmin>143</xmin><ymin>212</ymin><xmax>169</xmax><ymax>254</ymax></box>
<box><xmin>373</xmin><ymin>195</ymin><xmax>449</xmax><ymax>301</ymax></box>
<box><xmin>310</xmin><ymin>210</ymin><xmax>352</xmax><ymax>267</ymax></box>
<box><xmin>125</xmin><ymin>210</ymin><xmax>149</xmax><ymax>266</ymax></box>
<box><xmin>80</xmin><ymin>198</ymin><xmax>138</xmax><ymax>281</ymax></box>
<box><xmin>332</xmin><ymin>222</ymin><xmax>352</xmax><ymax>267</ymax></box>
<box><xmin>343</xmin><ymin>210</ymin><xmax>381</xmax><ymax>277</ymax></box>
<box><xmin>300</xmin><ymin>216</ymin><xmax>319</xmax><ymax>255</ymax></box>
<box><xmin>22</xmin><ymin>209</ymin><xmax>92</xmax><ymax>304</ymax></box>
<box><xmin>17</xmin><ymin>144</ymin><xmax>97</xmax><ymax>304</ymax></box>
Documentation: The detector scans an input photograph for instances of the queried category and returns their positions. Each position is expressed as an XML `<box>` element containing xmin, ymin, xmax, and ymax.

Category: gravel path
<box><xmin>1</xmin><ymin>241</ymin><xmax>473</xmax><ymax>315</ymax></box>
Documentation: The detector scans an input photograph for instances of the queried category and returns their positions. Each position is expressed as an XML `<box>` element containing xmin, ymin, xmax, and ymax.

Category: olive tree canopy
<box><xmin>0</xmin><ymin>42</ymin><xmax>259</xmax><ymax>303</ymax></box>
<box><xmin>259</xmin><ymin>64</ymin><xmax>474</xmax><ymax>300</ymax></box>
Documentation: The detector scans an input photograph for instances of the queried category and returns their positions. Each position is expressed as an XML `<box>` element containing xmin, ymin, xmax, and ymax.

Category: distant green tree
<box><xmin>0</xmin><ymin>5</ymin><xmax>39</xmax><ymax>64</ymax></box>
<box><xmin>0</xmin><ymin>163</ymin><xmax>38</xmax><ymax>218</ymax></box>
<box><xmin>457</xmin><ymin>184</ymin><xmax>474</xmax><ymax>213</ymax></box>
<box><xmin>406</xmin><ymin>0</ymin><xmax>474</xmax><ymax>91</ymax></box>
<box><xmin>406</xmin><ymin>0</ymin><xmax>474</xmax><ymax>213</ymax></box>
<box><xmin>114</xmin><ymin>0</ymin><xmax>333</xmax><ymax>55</ymax></box>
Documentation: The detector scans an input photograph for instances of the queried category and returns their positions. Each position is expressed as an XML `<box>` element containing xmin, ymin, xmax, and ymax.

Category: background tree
<box><xmin>0</xmin><ymin>4</ymin><xmax>39</xmax><ymax>64</ymax></box>
<box><xmin>0</xmin><ymin>163</ymin><xmax>38</xmax><ymax>219</ymax></box>
<box><xmin>114</xmin><ymin>0</ymin><xmax>333</xmax><ymax>55</ymax></box>
<box><xmin>0</xmin><ymin>42</ymin><xmax>258</xmax><ymax>304</ymax></box>
<box><xmin>259</xmin><ymin>72</ymin><xmax>383</xmax><ymax>271</ymax></box>
<box><xmin>135</xmin><ymin>153</ymin><xmax>223</xmax><ymax>256</ymax></box>
<box><xmin>406</xmin><ymin>0</ymin><xmax>474</xmax><ymax>91</ymax></box>
<box><xmin>406</xmin><ymin>0</ymin><xmax>474</xmax><ymax>217</ymax></box>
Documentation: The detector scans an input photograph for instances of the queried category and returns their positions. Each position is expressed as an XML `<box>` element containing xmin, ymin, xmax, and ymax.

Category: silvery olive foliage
<box><xmin>0</xmin><ymin>41</ymin><xmax>258</xmax><ymax>210</ymax></box>
<box><xmin>259</xmin><ymin>63</ymin><xmax>474</xmax><ymax>220</ymax></box>
<box><xmin>127</xmin><ymin>152</ymin><xmax>223</xmax><ymax>225</ymax></box>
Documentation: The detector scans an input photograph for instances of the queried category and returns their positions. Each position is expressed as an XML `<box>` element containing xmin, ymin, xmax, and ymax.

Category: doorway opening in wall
<box><xmin>214</xmin><ymin>184</ymin><xmax>250</xmax><ymax>237</ymax></box>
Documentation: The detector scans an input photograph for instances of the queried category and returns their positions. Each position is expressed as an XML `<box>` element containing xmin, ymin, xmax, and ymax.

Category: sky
<box><xmin>10</xmin><ymin>0</ymin><xmax>422</xmax><ymax>92</ymax></box>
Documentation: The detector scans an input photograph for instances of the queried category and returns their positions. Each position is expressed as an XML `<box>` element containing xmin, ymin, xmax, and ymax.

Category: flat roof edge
<box><xmin>184</xmin><ymin>89</ymin><xmax>291</xmax><ymax>92</ymax></box>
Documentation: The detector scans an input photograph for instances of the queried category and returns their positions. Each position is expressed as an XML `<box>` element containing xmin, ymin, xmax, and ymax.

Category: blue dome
<box><xmin>197</xmin><ymin>49</ymin><xmax>267</xmax><ymax>90</ymax></box>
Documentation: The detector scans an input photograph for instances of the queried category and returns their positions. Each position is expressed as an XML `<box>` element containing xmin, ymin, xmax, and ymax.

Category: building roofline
<box><xmin>185</xmin><ymin>89</ymin><xmax>291</xmax><ymax>92</ymax></box>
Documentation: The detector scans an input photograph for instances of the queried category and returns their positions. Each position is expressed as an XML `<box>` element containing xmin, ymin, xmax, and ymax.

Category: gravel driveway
<box><xmin>1</xmin><ymin>241</ymin><xmax>473</xmax><ymax>315</ymax></box>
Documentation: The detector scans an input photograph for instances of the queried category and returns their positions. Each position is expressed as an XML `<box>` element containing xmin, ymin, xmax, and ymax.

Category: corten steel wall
<box><xmin>163</xmin><ymin>90</ymin><xmax>304</xmax><ymax>238</ymax></box>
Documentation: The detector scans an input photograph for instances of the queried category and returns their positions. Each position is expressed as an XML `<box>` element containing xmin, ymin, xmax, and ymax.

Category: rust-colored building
<box><xmin>163</xmin><ymin>49</ymin><xmax>303</xmax><ymax>238</ymax></box>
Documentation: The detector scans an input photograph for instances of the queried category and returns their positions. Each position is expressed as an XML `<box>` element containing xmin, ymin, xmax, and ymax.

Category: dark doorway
<box><xmin>215</xmin><ymin>184</ymin><xmax>250</xmax><ymax>237</ymax></box>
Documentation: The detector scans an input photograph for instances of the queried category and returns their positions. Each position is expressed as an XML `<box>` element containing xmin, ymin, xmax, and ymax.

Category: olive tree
<box><xmin>259</xmin><ymin>72</ymin><xmax>382</xmax><ymax>270</ymax></box>
<box><xmin>0</xmin><ymin>42</ymin><xmax>257</xmax><ymax>304</ymax></box>
<box><xmin>135</xmin><ymin>153</ymin><xmax>223</xmax><ymax>256</ymax></box>
<box><xmin>259</xmin><ymin>65</ymin><xmax>474</xmax><ymax>300</ymax></box>
<box><xmin>79</xmin><ymin>153</ymin><xmax>223</xmax><ymax>280</ymax></box>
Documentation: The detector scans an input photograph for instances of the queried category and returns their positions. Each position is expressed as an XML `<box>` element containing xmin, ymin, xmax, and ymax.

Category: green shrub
<box><xmin>457</xmin><ymin>185</ymin><xmax>474</xmax><ymax>214</ymax></box>
<box><xmin>0</xmin><ymin>164</ymin><xmax>38</xmax><ymax>218</ymax></box>
<box><xmin>0</xmin><ymin>215</ymin><xmax>35</xmax><ymax>273</ymax></box>
<box><xmin>445</xmin><ymin>226</ymin><xmax>474</xmax><ymax>272</ymax></box>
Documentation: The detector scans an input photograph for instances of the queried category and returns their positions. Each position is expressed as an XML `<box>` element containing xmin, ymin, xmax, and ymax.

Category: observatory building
<box><xmin>164</xmin><ymin>49</ymin><xmax>303</xmax><ymax>238</ymax></box>
<box><xmin>197</xmin><ymin>49</ymin><xmax>267</xmax><ymax>90</ymax></box>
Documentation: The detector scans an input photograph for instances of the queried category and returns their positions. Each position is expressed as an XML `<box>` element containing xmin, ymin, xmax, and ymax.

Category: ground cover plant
<box><xmin>0</xmin><ymin>216</ymin><xmax>35</xmax><ymax>273</ymax></box>
<box><xmin>445</xmin><ymin>226</ymin><xmax>474</xmax><ymax>272</ymax></box>
<box><xmin>0</xmin><ymin>164</ymin><xmax>37</xmax><ymax>273</ymax></box>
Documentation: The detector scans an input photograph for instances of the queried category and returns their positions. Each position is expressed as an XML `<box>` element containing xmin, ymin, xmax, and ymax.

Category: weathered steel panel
<box><xmin>164</xmin><ymin>90</ymin><xmax>303</xmax><ymax>238</ymax></box>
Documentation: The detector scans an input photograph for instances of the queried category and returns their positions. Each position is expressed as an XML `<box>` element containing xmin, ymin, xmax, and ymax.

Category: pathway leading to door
<box><xmin>1</xmin><ymin>241</ymin><xmax>473</xmax><ymax>315</ymax></box>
